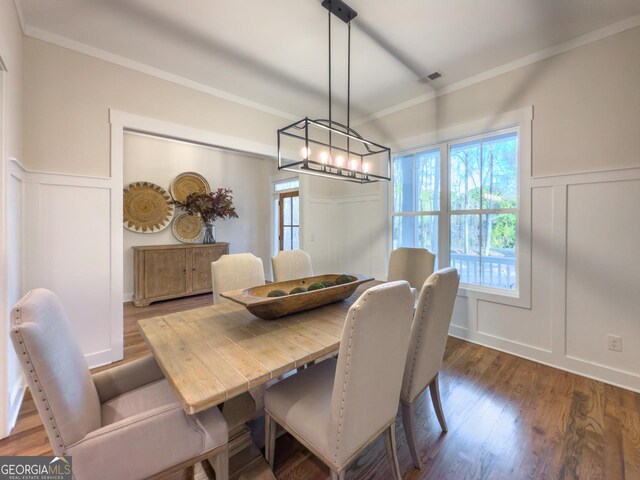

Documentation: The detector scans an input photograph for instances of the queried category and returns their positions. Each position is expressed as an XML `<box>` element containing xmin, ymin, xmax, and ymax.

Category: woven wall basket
<box><xmin>123</xmin><ymin>181</ymin><xmax>174</xmax><ymax>233</ymax></box>
<box><xmin>170</xmin><ymin>172</ymin><xmax>211</xmax><ymax>203</ymax></box>
<box><xmin>172</xmin><ymin>213</ymin><xmax>204</xmax><ymax>243</ymax></box>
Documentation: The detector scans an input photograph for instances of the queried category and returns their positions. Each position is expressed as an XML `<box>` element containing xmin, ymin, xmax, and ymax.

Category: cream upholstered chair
<box><xmin>211</xmin><ymin>253</ymin><xmax>265</xmax><ymax>304</ymax></box>
<box><xmin>264</xmin><ymin>281</ymin><xmax>415</xmax><ymax>480</ymax></box>
<box><xmin>400</xmin><ymin>267</ymin><xmax>459</xmax><ymax>469</ymax></box>
<box><xmin>271</xmin><ymin>249</ymin><xmax>313</xmax><ymax>282</ymax></box>
<box><xmin>10</xmin><ymin>288</ymin><xmax>234</xmax><ymax>480</ymax></box>
<box><xmin>272</xmin><ymin>249</ymin><xmax>319</xmax><ymax>370</ymax></box>
<box><xmin>387</xmin><ymin>247</ymin><xmax>436</xmax><ymax>290</ymax></box>
<box><xmin>211</xmin><ymin>253</ymin><xmax>267</xmax><ymax>416</ymax></box>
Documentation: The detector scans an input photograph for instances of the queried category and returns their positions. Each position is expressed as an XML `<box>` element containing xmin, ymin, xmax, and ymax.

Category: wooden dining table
<box><xmin>137</xmin><ymin>281</ymin><xmax>378</xmax><ymax>416</ymax></box>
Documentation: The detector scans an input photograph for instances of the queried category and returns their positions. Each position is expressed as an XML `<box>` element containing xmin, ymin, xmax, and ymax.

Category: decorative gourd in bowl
<box><xmin>219</xmin><ymin>273</ymin><xmax>373</xmax><ymax>320</ymax></box>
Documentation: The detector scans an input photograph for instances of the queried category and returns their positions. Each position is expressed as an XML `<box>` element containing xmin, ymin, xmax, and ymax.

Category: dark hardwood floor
<box><xmin>1</xmin><ymin>294</ymin><xmax>639</xmax><ymax>479</ymax></box>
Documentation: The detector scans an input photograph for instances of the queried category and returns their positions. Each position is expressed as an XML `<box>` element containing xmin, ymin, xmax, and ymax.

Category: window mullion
<box><xmin>450</xmin><ymin>208</ymin><xmax>518</xmax><ymax>215</ymax></box>
<box><xmin>439</xmin><ymin>143</ymin><xmax>449</xmax><ymax>269</ymax></box>
<box><xmin>478</xmin><ymin>138</ymin><xmax>484</xmax><ymax>286</ymax></box>
<box><xmin>391</xmin><ymin>211</ymin><xmax>440</xmax><ymax>217</ymax></box>
<box><xmin>413</xmin><ymin>154</ymin><xmax>418</xmax><ymax>248</ymax></box>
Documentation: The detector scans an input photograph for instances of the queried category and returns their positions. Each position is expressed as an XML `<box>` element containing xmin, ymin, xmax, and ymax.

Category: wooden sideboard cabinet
<box><xmin>132</xmin><ymin>243</ymin><xmax>229</xmax><ymax>307</ymax></box>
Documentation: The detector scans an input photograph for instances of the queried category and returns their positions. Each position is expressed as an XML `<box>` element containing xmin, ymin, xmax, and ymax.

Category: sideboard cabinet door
<box><xmin>144</xmin><ymin>249</ymin><xmax>188</xmax><ymax>299</ymax></box>
<box><xmin>192</xmin><ymin>245</ymin><xmax>227</xmax><ymax>293</ymax></box>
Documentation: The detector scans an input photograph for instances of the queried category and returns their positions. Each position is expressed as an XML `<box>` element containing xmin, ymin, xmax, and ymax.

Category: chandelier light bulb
<box><xmin>349</xmin><ymin>159</ymin><xmax>358</xmax><ymax>171</ymax></box>
<box><xmin>301</xmin><ymin>146</ymin><xmax>311</xmax><ymax>159</ymax></box>
<box><xmin>319</xmin><ymin>151</ymin><xmax>329</xmax><ymax>164</ymax></box>
<box><xmin>362</xmin><ymin>162</ymin><xmax>370</xmax><ymax>174</ymax></box>
<box><xmin>335</xmin><ymin>155</ymin><xmax>345</xmax><ymax>167</ymax></box>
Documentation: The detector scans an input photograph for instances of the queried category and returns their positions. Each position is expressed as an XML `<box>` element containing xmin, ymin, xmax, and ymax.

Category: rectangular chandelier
<box><xmin>276</xmin><ymin>0</ymin><xmax>392</xmax><ymax>184</ymax></box>
<box><xmin>277</xmin><ymin>117</ymin><xmax>391</xmax><ymax>184</ymax></box>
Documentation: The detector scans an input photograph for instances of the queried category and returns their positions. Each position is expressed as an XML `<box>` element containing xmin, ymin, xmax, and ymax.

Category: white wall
<box><xmin>123</xmin><ymin>133</ymin><xmax>272</xmax><ymax>298</ymax></box>
<box><xmin>360</xmin><ymin>26</ymin><xmax>640</xmax><ymax>178</ymax></box>
<box><xmin>299</xmin><ymin>175</ymin><xmax>337</xmax><ymax>275</ymax></box>
<box><xmin>16</xmin><ymin>35</ymin><xmax>289</xmax><ymax>382</ymax></box>
<box><xmin>22</xmin><ymin>36</ymin><xmax>286</xmax><ymax>177</ymax></box>
<box><xmin>299</xmin><ymin>175</ymin><xmax>388</xmax><ymax>280</ymax></box>
<box><xmin>350</xmin><ymin>25</ymin><xmax>640</xmax><ymax>392</ymax></box>
<box><xmin>335</xmin><ymin>193</ymin><xmax>387</xmax><ymax>280</ymax></box>
<box><xmin>0</xmin><ymin>0</ymin><xmax>25</xmax><ymax>438</ymax></box>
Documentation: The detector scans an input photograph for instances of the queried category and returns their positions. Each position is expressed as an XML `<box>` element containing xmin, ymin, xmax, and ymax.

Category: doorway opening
<box><xmin>272</xmin><ymin>179</ymin><xmax>300</xmax><ymax>254</ymax></box>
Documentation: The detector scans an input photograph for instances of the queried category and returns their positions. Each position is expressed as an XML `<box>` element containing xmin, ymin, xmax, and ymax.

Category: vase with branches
<box><xmin>172</xmin><ymin>188</ymin><xmax>238</xmax><ymax>243</ymax></box>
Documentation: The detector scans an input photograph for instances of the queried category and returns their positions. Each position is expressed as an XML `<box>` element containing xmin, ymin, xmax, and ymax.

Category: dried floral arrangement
<box><xmin>171</xmin><ymin>188</ymin><xmax>239</xmax><ymax>224</ymax></box>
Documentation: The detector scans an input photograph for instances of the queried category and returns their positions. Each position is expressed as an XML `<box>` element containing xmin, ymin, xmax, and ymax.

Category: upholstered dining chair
<box><xmin>210</xmin><ymin>252</ymin><xmax>268</xmax><ymax>417</ymax></box>
<box><xmin>264</xmin><ymin>281</ymin><xmax>415</xmax><ymax>480</ymax></box>
<box><xmin>10</xmin><ymin>288</ymin><xmax>233</xmax><ymax>480</ymax></box>
<box><xmin>387</xmin><ymin>247</ymin><xmax>436</xmax><ymax>290</ymax></box>
<box><xmin>211</xmin><ymin>252</ymin><xmax>266</xmax><ymax>304</ymax></box>
<box><xmin>271</xmin><ymin>249</ymin><xmax>314</xmax><ymax>282</ymax></box>
<box><xmin>400</xmin><ymin>267</ymin><xmax>459</xmax><ymax>469</ymax></box>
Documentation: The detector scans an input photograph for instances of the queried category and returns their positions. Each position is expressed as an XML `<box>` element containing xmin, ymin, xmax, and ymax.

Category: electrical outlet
<box><xmin>607</xmin><ymin>335</ymin><xmax>622</xmax><ymax>352</ymax></box>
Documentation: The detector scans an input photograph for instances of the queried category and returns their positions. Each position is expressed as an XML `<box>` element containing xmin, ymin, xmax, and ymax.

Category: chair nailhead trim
<box><xmin>333</xmin><ymin>290</ymin><xmax>371</xmax><ymax>463</ymax></box>
<box><xmin>12</xmin><ymin>292</ymin><xmax>69</xmax><ymax>455</ymax></box>
<box><xmin>405</xmin><ymin>285</ymin><xmax>432</xmax><ymax>397</ymax></box>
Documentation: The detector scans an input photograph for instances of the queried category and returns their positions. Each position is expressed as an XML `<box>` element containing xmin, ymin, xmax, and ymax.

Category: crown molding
<box><xmin>356</xmin><ymin>14</ymin><xmax>640</xmax><ymax>126</ymax></box>
<box><xmin>23</xmin><ymin>26</ymin><xmax>300</xmax><ymax>122</ymax></box>
<box><xmin>19</xmin><ymin>11</ymin><xmax>640</xmax><ymax>127</ymax></box>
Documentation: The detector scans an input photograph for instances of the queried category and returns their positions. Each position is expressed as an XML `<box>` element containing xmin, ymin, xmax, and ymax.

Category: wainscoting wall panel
<box><xmin>449</xmin><ymin>169</ymin><xmax>640</xmax><ymax>393</ymax></box>
<box><xmin>337</xmin><ymin>199</ymin><xmax>374</xmax><ymax>277</ymax></box>
<box><xmin>565</xmin><ymin>179</ymin><xmax>640</xmax><ymax>376</ymax></box>
<box><xmin>450</xmin><ymin>296</ymin><xmax>469</xmax><ymax>331</ymax></box>
<box><xmin>336</xmin><ymin>195</ymin><xmax>388</xmax><ymax>281</ymax></box>
<box><xmin>6</xmin><ymin>160</ymin><xmax>26</xmax><ymax>434</ymax></box>
<box><xmin>22</xmin><ymin>170</ymin><xmax>123</xmax><ymax>368</ymax></box>
<box><xmin>300</xmin><ymin>196</ymin><xmax>336</xmax><ymax>275</ymax></box>
<box><xmin>299</xmin><ymin>176</ymin><xmax>388</xmax><ymax>280</ymax></box>
<box><xmin>474</xmin><ymin>186</ymin><xmax>554</xmax><ymax>352</ymax></box>
<box><xmin>337</xmin><ymin>161</ymin><xmax>640</xmax><ymax>392</ymax></box>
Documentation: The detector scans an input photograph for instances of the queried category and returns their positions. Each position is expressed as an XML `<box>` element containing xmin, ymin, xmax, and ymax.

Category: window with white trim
<box><xmin>392</xmin><ymin>128</ymin><xmax>519</xmax><ymax>291</ymax></box>
<box><xmin>393</xmin><ymin>148</ymin><xmax>441</xmax><ymax>265</ymax></box>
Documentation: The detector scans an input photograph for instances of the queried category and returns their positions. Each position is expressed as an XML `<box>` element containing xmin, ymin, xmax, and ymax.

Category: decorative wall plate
<box><xmin>170</xmin><ymin>172</ymin><xmax>211</xmax><ymax>203</ymax></box>
<box><xmin>123</xmin><ymin>182</ymin><xmax>174</xmax><ymax>233</ymax></box>
<box><xmin>172</xmin><ymin>213</ymin><xmax>205</xmax><ymax>243</ymax></box>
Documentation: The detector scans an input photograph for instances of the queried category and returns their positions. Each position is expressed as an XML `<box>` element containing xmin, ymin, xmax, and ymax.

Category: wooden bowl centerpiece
<box><xmin>220</xmin><ymin>273</ymin><xmax>373</xmax><ymax>320</ymax></box>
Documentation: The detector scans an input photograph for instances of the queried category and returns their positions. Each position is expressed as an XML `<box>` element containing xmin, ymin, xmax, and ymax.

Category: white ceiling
<box><xmin>17</xmin><ymin>0</ymin><xmax>640</xmax><ymax>122</ymax></box>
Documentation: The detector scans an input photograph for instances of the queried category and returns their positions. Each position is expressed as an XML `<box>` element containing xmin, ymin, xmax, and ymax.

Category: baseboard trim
<box><xmin>85</xmin><ymin>348</ymin><xmax>123</xmax><ymax>369</ymax></box>
<box><xmin>448</xmin><ymin>325</ymin><xmax>640</xmax><ymax>394</ymax></box>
